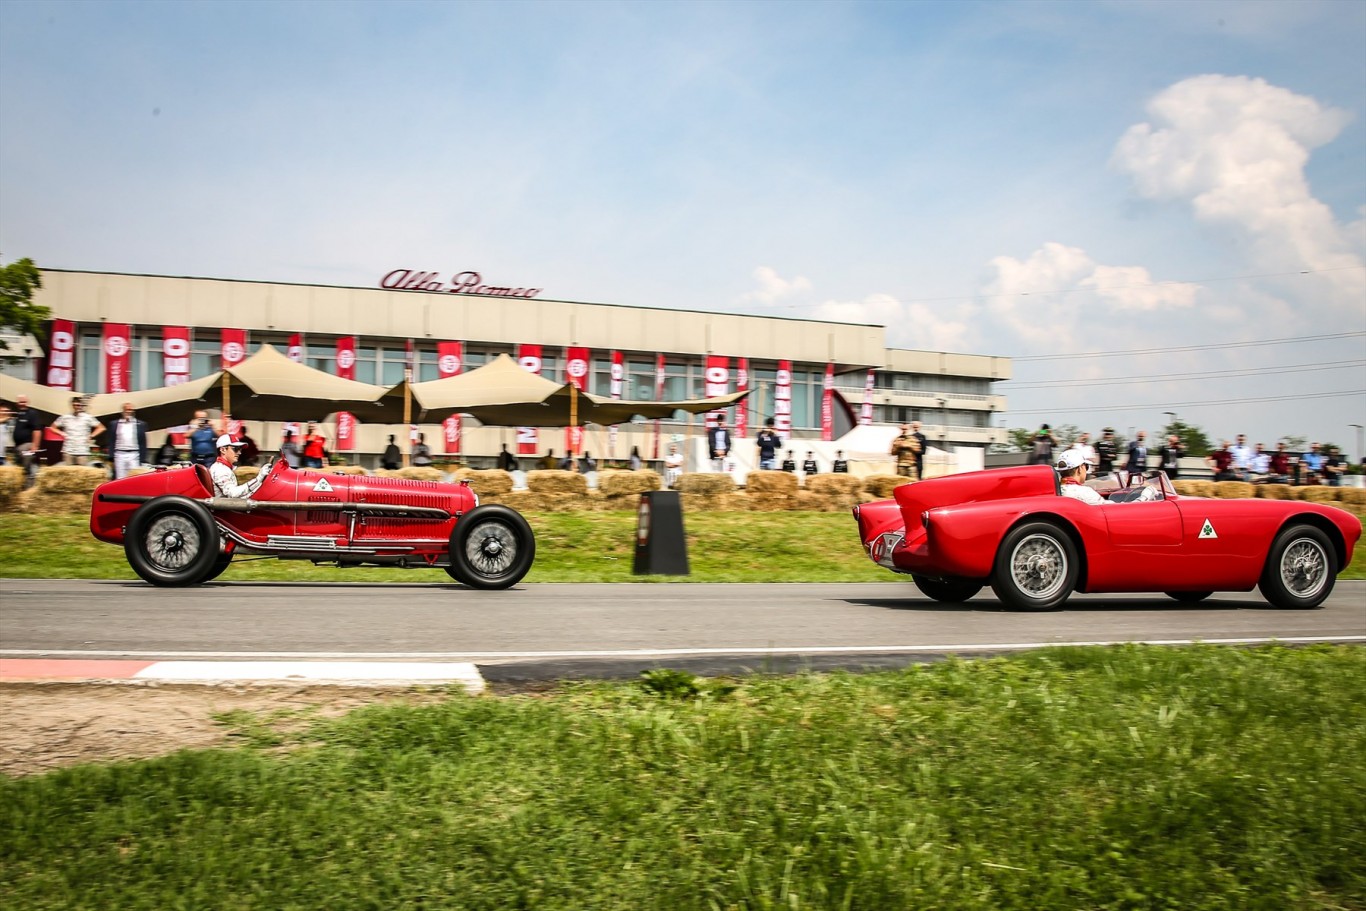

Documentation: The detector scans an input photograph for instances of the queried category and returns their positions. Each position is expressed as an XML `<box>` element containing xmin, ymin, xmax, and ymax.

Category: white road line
<box><xmin>133</xmin><ymin>661</ymin><xmax>485</xmax><ymax>693</ymax></box>
<box><xmin>4</xmin><ymin>635</ymin><xmax>1365</xmax><ymax>661</ymax></box>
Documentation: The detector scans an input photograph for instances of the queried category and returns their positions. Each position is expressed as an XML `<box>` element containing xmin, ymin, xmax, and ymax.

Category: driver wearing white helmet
<box><xmin>209</xmin><ymin>434</ymin><xmax>269</xmax><ymax>498</ymax></box>
<box><xmin>1056</xmin><ymin>449</ymin><xmax>1110</xmax><ymax>505</ymax></box>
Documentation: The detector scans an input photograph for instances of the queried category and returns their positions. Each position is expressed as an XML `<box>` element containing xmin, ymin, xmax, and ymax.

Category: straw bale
<box><xmin>453</xmin><ymin>468</ymin><xmax>515</xmax><ymax>497</ymax></box>
<box><xmin>744</xmin><ymin>471</ymin><xmax>798</xmax><ymax>496</ymax></box>
<box><xmin>328</xmin><ymin>465</ymin><xmax>368</xmax><ymax>476</ymax></box>
<box><xmin>493</xmin><ymin>490</ymin><xmax>541</xmax><ymax>513</ymax></box>
<box><xmin>35</xmin><ymin>466</ymin><xmax>107</xmax><ymax>495</ymax></box>
<box><xmin>1212</xmin><ymin>481</ymin><xmax>1255</xmax><ymax>499</ymax></box>
<box><xmin>397</xmin><ymin>467</ymin><xmax>444</xmax><ymax>482</ymax></box>
<box><xmin>864</xmin><ymin>475</ymin><xmax>913</xmax><ymax>499</ymax></box>
<box><xmin>675</xmin><ymin>473</ymin><xmax>736</xmax><ymax>496</ymax></box>
<box><xmin>1173</xmin><ymin>480</ymin><xmax>1214</xmax><ymax>498</ymax></box>
<box><xmin>18</xmin><ymin>487</ymin><xmax>91</xmax><ymax>516</ymax></box>
<box><xmin>598</xmin><ymin>469</ymin><xmax>661</xmax><ymax>498</ymax></box>
<box><xmin>805</xmin><ymin>475</ymin><xmax>862</xmax><ymax>497</ymax></box>
<box><xmin>372</xmin><ymin>469</ymin><xmax>404</xmax><ymax>479</ymax></box>
<box><xmin>527</xmin><ymin>470</ymin><xmax>588</xmax><ymax>495</ymax></box>
<box><xmin>1254</xmin><ymin>484</ymin><xmax>1295</xmax><ymax>500</ymax></box>
<box><xmin>0</xmin><ymin>466</ymin><xmax>23</xmax><ymax>512</ymax></box>
<box><xmin>681</xmin><ymin>491</ymin><xmax>745</xmax><ymax>512</ymax></box>
<box><xmin>1295</xmin><ymin>486</ymin><xmax>1341</xmax><ymax>504</ymax></box>
<box><xmin>1338</xmin><ymin>487</ymin><xmax>1366</xmax><ymax>506</ymax></box>
<box><xmin>745</xmin><ymin>492</ymin><xmax>796</xmax><ymax>512</ymax></box>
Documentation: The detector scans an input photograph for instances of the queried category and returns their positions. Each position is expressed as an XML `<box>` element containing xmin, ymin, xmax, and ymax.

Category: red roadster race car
<box><xmin>90</xmin><ymin>458</ymin><xmax>535</xmax><ymax>589</ymax></box>
<box><xmin>854</xmin><ymin>465</ymin><xmax>1361</xmax><ymax>610</ymax></box>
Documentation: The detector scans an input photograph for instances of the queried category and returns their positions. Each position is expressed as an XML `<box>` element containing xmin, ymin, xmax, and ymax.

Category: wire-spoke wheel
<box><xmin>446</xmin><ymin>505</ymin><xmax>536</xmax><ymax>590</ymax></box>
<box><xmin>991</xmin><ymin>522</ymin><xmax>1078</xmax><ymax>611</ymax></box>
<box><xmin>124</xmin><ymin>497</ymin><xmax>220</xmax><ymax>586</ymax></box>
<box><xmin>1259</xmin><ymin>525</ymin><xmax>1336</xmax><ymax>609</ymax></box>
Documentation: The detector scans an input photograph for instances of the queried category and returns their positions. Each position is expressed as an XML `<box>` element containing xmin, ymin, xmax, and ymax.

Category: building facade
<box><xmin>16</xmin><ymin>269</ymin><xmax>1010</xmax><ymax>465</ymax></box>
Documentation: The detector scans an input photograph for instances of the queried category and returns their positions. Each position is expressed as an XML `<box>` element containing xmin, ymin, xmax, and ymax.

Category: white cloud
<box><xmin>736</xmin><ymin>266</ymin><xmax>813</xmax><ymax>307</ymax></box>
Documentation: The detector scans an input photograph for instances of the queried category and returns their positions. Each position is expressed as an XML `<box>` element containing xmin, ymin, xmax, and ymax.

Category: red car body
<box><xmin>854</xmin><ymin>465</ymin><xmax>1361</xmax><ymax>610</ymax></box>
<box><xmin>90</xmin><ymin>459</ymin><xmax>535</xmax><ymax>588</ymax></box>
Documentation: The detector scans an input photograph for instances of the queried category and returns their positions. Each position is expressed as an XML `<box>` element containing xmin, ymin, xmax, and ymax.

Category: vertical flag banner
<box><xmin>287</xmin><ymin>333</ymin><xmax>304</xmax><ymax>363</ymax></box>
<box><xmin>102</xmin><ymin>323</ymin><xmax>132</xmax><ymax>394</ymax></box>
<box><xmin>704</xmin><ymin>355</ymin><xmax>730</xmax><ymax>429</ymax></box>
<box><xmin>564</xmin><ymin>346</ymin><xmax>590</xmax><ymax>457</ymax></box>
<box><xmin>163</xmin><ymin>327</ymin><xmax>190</xmax><ymax>386</ymax></box>
<box><xmin>652</xmin><ymin>354</ymin><xmax>666</xmax><ymax>459</ymax></box>
<box><xmin>335</xmin><ymin>335</ymin><xmax>356</xmax><ymax>451</ymax></box>
<box><xmin>221</xmin><ymin>328</ymin><xmax>247</xmax><ymax>369</ymax></box>
<box><xmin>860</xmin><ymin>369</ymin><xmax>876</xmax><ymax>425</ymax></box>
<box><xmin>45</xmin><ymin>319</ymin><xmax>76</xmax><ymax>389</ymax></box>
<box><xmin>608</xmin><ymin>350</ymin><xmax>624</xmax><ymax>456</ymax></box>
<box><xmin>735</xmin><ymin>358</ymin><xmax>750</xmax><ymax>438</ymax></box>
<box><xmin>821</xmin><ymin>362</ymin><xmax>835</xmax><ymax>441</ymax></box>
<box><xmin>438</xmin><ymin>341</ymin><xmax>463</xmax><ymax>455</ymax></box>
<box><xmin>516</xmin><ymin>344</ymin><xmax>542</xmax><ymax>455</ymax></box>
<box><xmin>773</xmin><ymin>360</ymin><xmax>793</xmax><ymax>436</ymax></box>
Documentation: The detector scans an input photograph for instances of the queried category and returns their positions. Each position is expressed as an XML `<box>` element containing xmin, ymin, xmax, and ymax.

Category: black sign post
<box><xmin>633</xmin><ymin>490</ymin><xmax>689</xmax><ymax>575</ymax></box>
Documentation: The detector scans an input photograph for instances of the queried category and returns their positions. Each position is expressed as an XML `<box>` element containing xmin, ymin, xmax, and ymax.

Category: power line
<box><xmin>1003</xmin><ymin>360</ymin><xmax>1366</xmax><ymax>389</ymax></box>
<box><xmin>1012</xmin><ymin>331</ymin><xmax>1366</xmax><ymax>362</ymax></box>
<box><xmin>1006</xmin><ymin>389</ymin><xmax>1365</xmax><ymax>416</ymax></box>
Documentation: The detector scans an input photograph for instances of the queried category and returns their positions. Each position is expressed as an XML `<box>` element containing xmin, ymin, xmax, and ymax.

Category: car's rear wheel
<box><xmin>991</xmin><ymin>522</ymin><xmax>1077</xmax><ymax>611</ymax></box>
<box><xmin>1258</xmin><ymin>524</ymin><xmax>1336</xmax><ymax>609</ymax></box>
<box><xmin>124</xmin><ymin>496</ymin><xmax>220</xmax><ymax>587</ymax></box>
<box><xmin>203</xmin><ymin>552</ymin><xmax>234</xmax><ymax>582</ymax></box>
<box><xmin>912</xmin><ymin>575</ymin><xmax>983</xmax><ymax>603</ymax></box>
<box><xmin>1165</xmin><ymin>591</ymin><xmax>1213</xmax><ymax>604</ymax></box>
<box><xmin>446</xmin><ymin>505</ymin><xmax>536</xmax><ymax>590</ymax></box>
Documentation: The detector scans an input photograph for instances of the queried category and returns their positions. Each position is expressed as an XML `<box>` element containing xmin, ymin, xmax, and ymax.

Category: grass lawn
<box><xmin>1</xmin><ymin>645</ymin><xmax>1363</xmax><ymax>910</ymax></box>
<box><xmin>1</xmin><ymin>511</ymin><xmax>1363</xmax><ymax>583</ymax></box>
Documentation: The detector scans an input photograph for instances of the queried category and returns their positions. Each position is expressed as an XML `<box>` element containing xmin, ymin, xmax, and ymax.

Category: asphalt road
<box><xmin>2</xmin><ymin>579</ymin><xmax>1362</xmax><ymax>682</ymax></box>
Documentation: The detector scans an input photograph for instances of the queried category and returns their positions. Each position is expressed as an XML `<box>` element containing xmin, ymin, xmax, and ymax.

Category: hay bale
<box><xmin>0</xmin><ymin>466</ymin><xmax>24</xmax><ymax>512</ymax></box>
<box><xmin>18</xmin><ymin>487</ymin><xmax>91</xmax><ymax>515</ymax></box>
<box><xmin>453</xmin><ymin>468</ymin><xmax>515</xmax><ymax>497</ymax></box>
<box><xmin>745</xmin><ymin>470</ymin><xmax>798</xmax><ymax>496</ymax></box>
<box><xmin>864</xmin><ymin>475</ymin><xmax>913</xmax><ymax>499</ymax></box>
<box><xmin>35</xmin><ymin>466</ymin><xmax>107</xmax><ymax>495</ymax></box>
<box><xmin>397</xmin><ymin>467</ymin><xmax>444</xmax><ymax>482</ymax></box>
<box><xmin>527</xmin><ymin>470</ymin><xmax>588</xmax><ymax>495</ymax></box>
<box><xmin>493</xmin><ymin>490</ymin><xmax>541</xmax><ymax>513</ymax></box>
<box><xmin>803</xmin><ymin>474</ymin><xmax>862</xmax><ymax>512</ymax></box>
<box><xmin>1212</xmin><ymin>481</ymin><xmax>1255</xmax><ymax>499</ymax></box>
<box><xmin>328</xmin><ymin>465</ymin><xmax>367</xmax><ymax>476</ymax></box>
<box><xmin>1254</xmin><ymin>484</ymin><xmax>1295</xmax><ymax>500</ymax></box>
<box><xmin>598</xmin><ymin>469</ymin><xmax>661</xmax><ymax>497</ymax></box>
<box><xmin>1338</xmin><ymin>487</ymin><xmax>1366</xmax><ymax>506</ymax></box>
<box><xmin>681</xmin><ymin>491</ymin><xmax>745</xmax><ymax>512</ymax></box>
<box><xmin>372</xmin><ymin>469</ymin><xmax>404</xmax><ymax>479</ymax></box>
<box><xmin>1173</xmin><ymin>479</ymin><xmax>1214</xmax><ymax>498</ymax></box>
<box><xmin>1296</xmin><ymin>486</ymin><xmax>1341</xmax><ymax>504</ymax></box>
<box><xmin>675</xmin><ymin>473</ymin><xmax>736</xmax><ymax>495</ymax></box>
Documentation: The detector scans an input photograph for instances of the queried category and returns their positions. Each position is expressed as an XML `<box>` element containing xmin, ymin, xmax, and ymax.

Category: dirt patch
<box><xmin>0</xmin><ymin>682</ymin><xmax>449</xmax><ymax>778</ymax></box>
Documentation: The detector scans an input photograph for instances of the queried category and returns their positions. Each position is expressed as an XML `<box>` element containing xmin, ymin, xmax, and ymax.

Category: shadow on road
<box><xmin>842</xmin><ymin>596</ymin><xmax>1284</xmax><ymax>613</ymax></box>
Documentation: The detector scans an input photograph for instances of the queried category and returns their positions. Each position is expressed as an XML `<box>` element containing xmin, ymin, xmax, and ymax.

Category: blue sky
<box><xmin>2</xmin><ymin>0</ymin><xmax>1363</xmax><ymax>451</ymax></box>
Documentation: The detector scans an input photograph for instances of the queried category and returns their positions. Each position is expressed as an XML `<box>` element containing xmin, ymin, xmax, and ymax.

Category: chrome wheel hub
<box><xmin>1011</xmin><ymin>535</ymin><xmax>1067</xmax><ymax>600</ymax></box>
<box><xmin>1281</xmin><ymin>539</ymin><xmax>1327</xmax><ymax>598</ymax></box>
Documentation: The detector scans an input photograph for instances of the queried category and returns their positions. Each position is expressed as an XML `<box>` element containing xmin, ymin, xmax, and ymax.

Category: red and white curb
<box><xmin>0</xmin><ymin>660</ymin><xmax>485</xmax><ymax>693</ymax></box>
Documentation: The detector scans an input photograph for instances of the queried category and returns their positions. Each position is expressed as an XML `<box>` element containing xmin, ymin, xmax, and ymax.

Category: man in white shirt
<box><xmin>109</xmin><ymin>402</ymin><xmax>147</xmax><ymax>479</ymax></box>
<box><xmin>1229</xmin><ymin>434</ymin><xmax>1254</xmax><ymax>480</ymax></box>
<box><xmin>209</xmin><ymin>434</ymin><xmax>267</xmax><ymax>498</ymax></box>
<box><xmin>52</xmin><ymin>396</ymin><xmax>103</xmax><ymax>466</ymax></box>
<box><xmin>1070</xmin><ymin>432</ymin><xmax>1098</xmax><ymax>473</ymax></box>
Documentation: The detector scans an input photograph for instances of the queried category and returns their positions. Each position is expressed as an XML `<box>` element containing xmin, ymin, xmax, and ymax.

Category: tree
<box><xmin>0</xmin><ymin>256</ymin><xmax>47</xmax><ymax>356</ymax></box>
<box><xmin>1160</xmin><ymin>418</ymin><xmax>1212</xmax><ymax>457</ymax></box>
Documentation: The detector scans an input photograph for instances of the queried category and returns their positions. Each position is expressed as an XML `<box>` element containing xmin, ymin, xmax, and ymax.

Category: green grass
<box><xmin>2</xmin><ymin>645</ymin><xmax>1363</xmax><ymax>909</ymax></box>
<box><xmin>2</xmin><ymin>512</ymin><xmax>1364</xmax><ymax>583</ymax></box>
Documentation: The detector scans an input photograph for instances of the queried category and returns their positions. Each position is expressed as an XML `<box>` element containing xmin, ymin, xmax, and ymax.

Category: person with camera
<box><xmin>188</xmin><ymin>411</ymin><xmax>218</xmax><ymax>468</ymax></box>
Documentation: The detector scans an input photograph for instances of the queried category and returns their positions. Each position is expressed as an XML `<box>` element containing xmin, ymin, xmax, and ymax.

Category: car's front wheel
<box><xmin>912</xmin><ymin>575</ymin><xmax>983</xmax><ymax>603</ymax></box>
<box><xmin>1258</xmin><ymin>524</ymin><xmax>1336</xmax><ymax>609</ymax></box>
<box><xmin>446</xmin><ymin>505</ymin><xmax>536</xmax><ymax>590</ymax></box>
<box><xmin>124</xmin><ymin>496</ymin><xmax>220</xmax><ymax>586</ymax></box>
<box><xmin>991</xmin><ymin>522</ymin><xmax>1078</xmax><ymax>611</ymax></box>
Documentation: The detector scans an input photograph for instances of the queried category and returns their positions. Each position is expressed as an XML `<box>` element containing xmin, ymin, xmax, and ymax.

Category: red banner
<box><xmin>438</xmin><ymin>341</ymin><xmax>462</xmax><ymax>455</ymax></box>
<box><xmin>335</xmin><ymin>336</ymin><xmax>356</xmax><ymax>451</ymax></box>
<box><xmin>516</xmin><ymin>344</ymin><xmax>542</xmax><ymax>455</ymax></box>
<box><xmin>287</xmin><ymin>333</ymin><xmax>304</xmax><ymax>363</ymax></box>
<box><xmin>221</xmin><ymin>328</ymin><xmax>246</xmax><ymax>369</ymax></box>
<box><xmin>652</xmin><ymin>354</ymin><xmax>666</xmax><ymax>459</ymax></box>
<box><xmin>163</xmin><ymin>327</ymin><xmax>190</xmax><ymax>386</ymax></box>
<box><xmin>45</xmin><ymin>319</ymin><xmax>76</xmax><ymax>389</ymax></box>
<box><xmin>820</xmin><ymin>362</ymin><xmax>835</xmax><ymax>441</ymax></box>
<box><xmin>774</xmin><ymin>360</ymin><xmax>793</xmax><ymax>435</ymax></box>
<box><xmin>608</xmin><ymin>350</ymin><xmax>624</xmax><ymax>456</ymax></box>
<box><xmin>564</xmin><ymin>425</ymin><xmax>584</xmax><ymax>457</ymax></box>
<box><xmin>704</xmin><ymin>355</ymin><xmax>729</xmax><ymax>429</ymax></box>
<box><xmin>102</xmin><ymin>323</ymin><xmax>132</xmax><ymax>394</ymax></box>
<box><xmin>564</xmin><ymin>346</ymin><xmax>590</xmax><ymax>391</ymax></box>
<box><xmin>736</xmin><ymin>358</ymin><xmax>750</xmax><ymax>438</ymax></box>
<box><xmin>860</xmin><ymin>369</ymin><xmax>875</xmax><ymax>425</ymax></box>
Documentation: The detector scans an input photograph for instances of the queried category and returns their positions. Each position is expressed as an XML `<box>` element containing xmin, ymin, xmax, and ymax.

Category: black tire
<box><xmin>990</xmin><ymin>522</ymin><xmax>1078</xmax><ymax>611</ymax></box>
<box><xmin>446</xmin><ymin>505</ymin><xmax>536</xmax><ymax>590</ymax></box>
<box><xmin>203</xmin><ymin>552</ymin><xmax>234</xmax><ymax>582</ymax></box>
<box><xmin>1165</xmin><ymin>591</ymin><xmax>1213</xmax><ymax>604</ymax></box>
<box><xmin>124</xmin><ymin>496</ymin><xmax>220</xmax><ymax>587</ymax></box>
<box><xmin>1258</xmin><ymin>524</ymin><xmax>1337</xmax><ymax>610</ymax></box>
<box><xmin>912</xmin><ymin>575</ymin><xmax>983</xmax><ymax>603</ymax></box>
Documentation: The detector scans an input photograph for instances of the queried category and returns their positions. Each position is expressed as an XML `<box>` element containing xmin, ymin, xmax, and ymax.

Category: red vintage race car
<box><xmin>854</xmin><ymin>465</ymin><xmax>1361</xmax><ymax>610</ymax></box>
<box><xmin>89</xmin><ymin>458</ymin><xmax>535</xmax><ymax>589</ymax></box>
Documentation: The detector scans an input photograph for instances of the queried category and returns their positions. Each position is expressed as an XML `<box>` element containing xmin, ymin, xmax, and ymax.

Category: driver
<box><xmin>209</xmin><ymin>434</ymin><xmax>268</xmax><ymax>498</ymax></box>
<box><xmin>1057</xmin><ymin>449</ymin><xmax>1158</xmax><ymax>504</ymax></box>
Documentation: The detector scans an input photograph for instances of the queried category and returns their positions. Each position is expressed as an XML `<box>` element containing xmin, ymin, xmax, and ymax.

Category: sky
<box><xmin>1</xmin><ymin>0</ymin><xmax>1363</xmax><ymax>452</ymax></box>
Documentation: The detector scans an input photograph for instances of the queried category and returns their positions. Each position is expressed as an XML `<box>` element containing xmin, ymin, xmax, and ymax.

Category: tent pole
<box><xmin>403</xmin><ymin>369</ymin><xmax>412</xmax><ymax>468</ymax></box>
<box><xmin>570</xmin><ymin>383</ymin><xmax>579</xmax><ymax>458</ymax></box>
<box><xmin>221</xmin><ymin>372</ymin><xmax>230</xmax><ymax>434</ymax></box>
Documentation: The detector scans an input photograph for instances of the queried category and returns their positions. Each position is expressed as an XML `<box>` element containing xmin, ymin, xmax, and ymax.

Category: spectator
<box><xmin>832</xmin><ymin>450</ymin><xmax>849</xmax><ymax>473</ymax></box>
<box><xmin>107</xmin><ymin>402</ymin><xmax>148</xmax><ymax>479</ymax></box>
<box><xmin>628</xmin><ymin>445</ymin><xmax>643</xmax><ymax>472</ymax></box>
<box><xmin>382</xmin><ymin>435</ymin><xmax>402</xmax><ymax>470</ymax></box>
<box><xmin>1230</xmin><ymin>434</ymin><xmax>1254</xmax><ymax>480</ymax></box>
<box><xmin>188</xmin><ymin>411</ymin><xmax>218</xmax><ymax>467</ymax></box>
<box><xmin>755</xmin><ymin>419</ymin><xmax>781</xmax><ymax>470</ymax></box>
<box><xmin>236</xmin><ymin>424</ymin><xmax>260</xmax><ymax>467</ymax></box>
<box><xmin>1158</xmin><ymin>434</ymin><xmax>1184</xmax><ymax>480</ymax></box>
<box><xmin>579</xmin><ymin>450</ymin><xmax>597</xmax><ymax>473</ymax></box>
<box><xmin>1267</xmin><ymin>442</ymin><xmax>1292</xmax><ymax>484</ymax></box>
<box><xmin>802</xmin><ymin>451</ymin><xmax>818</xmax><ymax>474</ymax></box>
<box><xmin>0</xmin><ymin>404</ymin><xmax>11</xmax><ymax>466</ymax></box>
<box><xmin>1125</xmin><ymin>430</ymin><xmax>1148</xmax><ymax>476</ymax></box>
<box><xmin>539</xmin><ymin>449</ymin><xmax>557</xmax><ymax>470</ymax></box>
<box><xmin>411</xmin><ymin>432</ymin><xmax>433</xmax><ymax>467</ymax></box>
<box><xmin>781</xmin><ymin>450</ymin><xmax>797</xmax><ymax>472</ymax></box>
<box><xmin>1030</xmin><ymin>424</ymin><xmax>1059</xmax><ymax>466</ymax></box>
<box><xmin>9</xmin><ymin>395</ymin><xmax>41</xmax><ymax>487</ymax></box>
<box><xmin>301</xmin><ymin>422</ymin><xmax>329</xmax><ymax>469</ymax></box>
<box><xmin>280</xmin><ymin>430</ymin><xmax>302</xmax><ymax>469</ymax></box>
<box><xmin>1323</xmin><ymin>446</ymin><xmax>1345</xmax><ymax>486</ymax></box>
<box><xmin>1070</xmin><ymin>432</ymin><xmax>1097</xmax><ymax>473</ymax></box>
<box><xmin>1095</xmin><ymin>428</ymin><xmax>1119</xmax><ymax>478</ymax></box>
<box><xmin>155</xmin><ymin>437</ymin><xmax>180</xmax><ymax>467</ymax></box>
<box><xmin>664</xmin><ymin>444</ymin><xmax>684</xmax><ymax>487</ymax></box>
<box><xmin>910</xmin><ymin>420</ymin><xmax>928</xmax><ymax>482</ymax></box>
<box><xmin>496</xmin><ymin>443</ymin><xmax>517</xmax><ymax>472</ymax></box>
<box><xmin>1300</xmin><ymin>442</ymin><xmax>1325</xmax><ymax>485</ymax></box>
<box><xmin>890</xmin><ymin>424</ymin><xmax>919</xmax><ymax>479</ymax></box>
<box><xmin>707</xmin><ymin>418</ymin><xmax>732</xmax><ymax>472</ymax></box>
<box><xmin>1248</xmin><ymin>443</ymin><xmax>1271</xmax><ymax>483</ymax></box>
<box><xmin>51</xmin><ymin>396</ymin><xmax>104</xmax><ymax>466</ymax></box>
<box><xmin>1207</xmin><ymin>440</ymin><xmax>1236</xmax><ymax>481</ymax></box>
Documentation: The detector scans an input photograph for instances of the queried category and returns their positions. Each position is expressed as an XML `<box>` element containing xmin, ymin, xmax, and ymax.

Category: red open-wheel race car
<box><xmin>854</xmin><ymin>465</ymin><xmax>1361</xmax><ymax>611</ymax></box>
<box><xmin>90</xmin><ymin>458</ymin><xmax>535</xmax><ymax>589</ymax></box>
